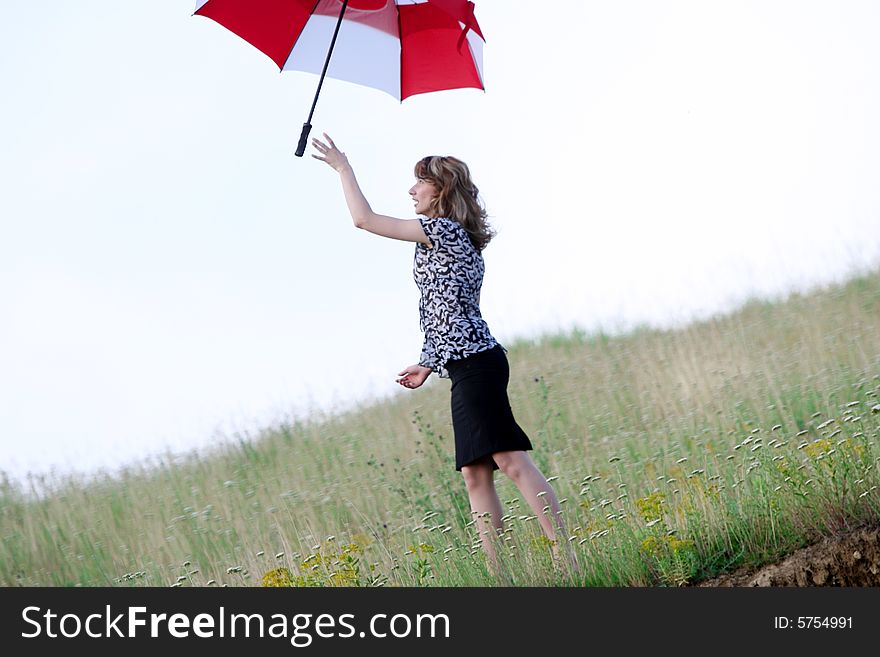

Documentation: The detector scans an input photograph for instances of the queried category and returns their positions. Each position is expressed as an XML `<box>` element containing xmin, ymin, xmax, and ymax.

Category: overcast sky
<box><xmin>2</xmin><ymin>1</ymin><xmax>879</xmax><ymax>484</ymax></box>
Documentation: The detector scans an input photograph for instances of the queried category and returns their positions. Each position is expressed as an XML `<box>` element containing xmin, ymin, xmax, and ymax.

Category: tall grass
<box><xmin>2</xmin><ymin>269</ymin><xmax>879</xmax><ymax>586</ymax></box>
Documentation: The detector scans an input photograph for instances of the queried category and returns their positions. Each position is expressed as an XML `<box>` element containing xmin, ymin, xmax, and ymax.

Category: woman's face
<box><xmin>409</xmin><ymin>177</ymin><xmax>439</xmax><ymax>216</ymax></box>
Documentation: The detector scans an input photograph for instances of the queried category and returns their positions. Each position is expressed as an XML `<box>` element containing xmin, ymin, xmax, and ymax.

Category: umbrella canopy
<box><xmin>194</xmin><ymin>0</ymin><xmax>485</xmax><ymax>101</ymax></box>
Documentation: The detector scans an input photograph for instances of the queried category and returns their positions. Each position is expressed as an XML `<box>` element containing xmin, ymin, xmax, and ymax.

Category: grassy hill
<box><xmin>2</xmin><ymin>268</ymin><xmax>879</xmax><ymax>586</ymax></box>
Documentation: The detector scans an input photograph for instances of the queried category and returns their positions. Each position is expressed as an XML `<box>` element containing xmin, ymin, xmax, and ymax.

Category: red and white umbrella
<box><xmin>194</xmin><ymin>0</ymin><xmax>486</xmax><ymax>155</ymax></box>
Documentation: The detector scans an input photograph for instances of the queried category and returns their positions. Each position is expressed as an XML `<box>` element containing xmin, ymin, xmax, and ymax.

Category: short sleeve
<box><xmin>417</xmin><ymin>216</ymin><xmax>456</xmax><ymax>251</ymax></box>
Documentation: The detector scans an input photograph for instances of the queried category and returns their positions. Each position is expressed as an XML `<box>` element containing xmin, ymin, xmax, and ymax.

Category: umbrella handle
<box><xmin>295</xmin><ymin>122</ymin><xmax>313</xmax><ymax>158</ymax></box>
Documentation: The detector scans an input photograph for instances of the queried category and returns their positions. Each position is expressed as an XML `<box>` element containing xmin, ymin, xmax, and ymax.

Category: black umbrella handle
<box><xmin>295</xmin><ymin>122</ymin><xmax>312</xmax><ymax>157</ymax></box>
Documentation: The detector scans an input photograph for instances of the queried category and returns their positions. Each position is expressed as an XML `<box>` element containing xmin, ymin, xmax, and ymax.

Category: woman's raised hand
<box><xmin>396</xmin><ymin>364</ymin><xmax>431</xmax><ymax>389</ymax></box>
<box><xmin>311</xmin><ymin>133</ymin><xmax>350</xmax><ymax>173</ymax></box>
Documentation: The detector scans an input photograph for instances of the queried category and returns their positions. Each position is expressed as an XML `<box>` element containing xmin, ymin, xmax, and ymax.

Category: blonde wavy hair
<box><xmin>414</xmin><ymin>156</ymin><xmax>495</xmax><ymax>251</ymax></box>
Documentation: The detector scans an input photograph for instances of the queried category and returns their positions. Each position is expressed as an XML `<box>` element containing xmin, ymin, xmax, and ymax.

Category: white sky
<box><xmin>2</xmin><ymin>1</ymin><xmax>879</xmax><ymax>484</ymax></box>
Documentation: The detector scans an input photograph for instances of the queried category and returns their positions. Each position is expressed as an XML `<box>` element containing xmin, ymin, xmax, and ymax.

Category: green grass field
<box><xmin>2</xmin><ymin>269</ymin><xmax>879</xmax><ymax>587</ymax></box>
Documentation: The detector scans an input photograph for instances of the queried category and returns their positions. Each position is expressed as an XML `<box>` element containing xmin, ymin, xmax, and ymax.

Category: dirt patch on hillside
<box><xmin>696</xmin><ymin>525</ymin><xmax>880</xmax><ymax>586</ymax></box>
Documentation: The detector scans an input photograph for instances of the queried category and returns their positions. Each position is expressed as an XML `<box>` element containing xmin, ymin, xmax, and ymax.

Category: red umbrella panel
<box><xmin>194</xmin><ymin>0</ymin><xmax>485</xmax><ymax>101</ymax></box>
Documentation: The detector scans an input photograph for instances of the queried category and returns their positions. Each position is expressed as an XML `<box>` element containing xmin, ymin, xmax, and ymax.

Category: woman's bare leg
<box><xmin>492</xmin><ymin>450</ymin><xmax>579</xmax><ymax>573</ymax></box>
<box><xmin>461</xmin><ymin>460</ymin><xmax>504</xmax><ymax>574</ymax></box>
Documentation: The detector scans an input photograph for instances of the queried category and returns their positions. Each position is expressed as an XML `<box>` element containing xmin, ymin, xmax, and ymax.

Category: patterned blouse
<box><xmin>414</xmin><ymin>215</ymin><xmax>499</xmax><ymax>378</ymax></box>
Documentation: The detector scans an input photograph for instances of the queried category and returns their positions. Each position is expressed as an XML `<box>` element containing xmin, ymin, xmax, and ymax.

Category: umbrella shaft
<box><xmin>306</xmin><ymin>0</ymin><xmax>349</xmax><ymax>124</ymax></box>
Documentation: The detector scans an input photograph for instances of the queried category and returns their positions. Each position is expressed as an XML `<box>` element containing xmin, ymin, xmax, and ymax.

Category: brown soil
<box><xmin>696</xmin><ymin>525</ymin><xmax>880</xmax><ymax>586</ymax></box>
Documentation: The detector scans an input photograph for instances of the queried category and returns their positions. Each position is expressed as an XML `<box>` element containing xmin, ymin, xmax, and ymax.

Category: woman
<box><xmin>311</xmin><ymin>134</ymin><xmax>572</xmax><ymax>575</ymax></box>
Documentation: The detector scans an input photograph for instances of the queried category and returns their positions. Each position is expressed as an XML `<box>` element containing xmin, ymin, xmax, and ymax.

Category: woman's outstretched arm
<box><xmin>312</xmin><ymin>134</ymin><xmax>431</xmax><ymax>246</ymax></box>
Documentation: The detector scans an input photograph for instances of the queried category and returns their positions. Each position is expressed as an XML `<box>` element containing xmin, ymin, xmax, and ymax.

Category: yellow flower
<box><xmin>635</xmin><ymin>492</ymin><xmax>666</xmax><ymax>522</ymax></box>
<box><xmin>292</xmin><ymin>574</ymin><xmax>323</xmax><ymax>587</ymax></box>
<box><xmin>640</xmin><ymin>536</ymin><xmax>661</xmax><ymax>558</ymax></box>
<box><xmin>639</xmin><ymin>535</ymin><xmax>694</xmax><ymax>559</ymax></box>
<box><xmin>530</xmin><ymin>535</ymin><xmax>556</xmax><ymax>550</ymax></box>
<box><xmin>261</xmin><ymin>567</ymin><xmax>293</xmax><ymax>587</ymax></box>
<box><xmin>328</xmin><ymin>570</ymin><xmax>359</xmax><ymax>587</ymax></box>
<box><xmin>666</xmin><ymin>536</ymin><xmax>695</xmax><ymax>555</ymax></box>
<box><xmin>804</xmin><ymin>439</ymin><xmax>833</xmax><ymax>459</ymax></box>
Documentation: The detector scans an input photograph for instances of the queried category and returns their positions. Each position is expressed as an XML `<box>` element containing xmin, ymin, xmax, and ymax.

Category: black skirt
<box><xmin>445</xmin><ymin>344</ymin><xmax>533</xmax><ymax>471</ymax></box>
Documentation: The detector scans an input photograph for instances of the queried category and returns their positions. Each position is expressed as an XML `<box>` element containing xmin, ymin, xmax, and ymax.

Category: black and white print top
<box><xmin>414</xmin><ymin>215</ymin><xmax>499</xmax><ymax>378</ymax></box>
